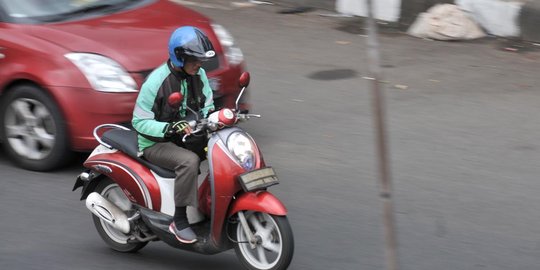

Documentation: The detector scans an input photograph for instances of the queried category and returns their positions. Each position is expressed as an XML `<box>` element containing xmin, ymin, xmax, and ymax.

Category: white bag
<box><xmin>407</xmin><ymin>4</ymin><xmax>486</xmax><ymax>40</ymax></box>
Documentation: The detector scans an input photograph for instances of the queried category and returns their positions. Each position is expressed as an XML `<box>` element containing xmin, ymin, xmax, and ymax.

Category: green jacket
<box><xmin>132</xmin><ymin>62</ymin><xmax>214</xmax><ymax>151</ymax></box>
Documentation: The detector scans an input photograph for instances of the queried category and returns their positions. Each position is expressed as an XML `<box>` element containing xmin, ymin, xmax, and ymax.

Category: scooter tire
<box><xmin>233</xmin><ymin>212</ymin><xmax>294</xmax><ymax>270</ymax></box>
<box><xmin>92</xmin><ymin>178</ymin><xmax>147</xmax><ymax>253</ymax></box>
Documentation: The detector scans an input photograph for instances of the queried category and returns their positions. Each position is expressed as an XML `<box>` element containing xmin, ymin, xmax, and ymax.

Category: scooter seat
<box><xmin>101</xmin><ymin>129</ymin><xmax>176</xmax><ymax>178</ymax></box>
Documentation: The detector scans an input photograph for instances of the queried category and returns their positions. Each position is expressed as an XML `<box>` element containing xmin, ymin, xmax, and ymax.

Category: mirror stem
<box><xmin>235</xmin><ymin>86</ymin><xmax>247</xmax><ymax>111</ymax></box>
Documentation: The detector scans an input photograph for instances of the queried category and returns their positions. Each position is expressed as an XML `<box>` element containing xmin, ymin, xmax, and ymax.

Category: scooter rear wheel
<box><xmin>92</xmin><ymin>177</ymin><xmax>147</xmax><ymax>253</ymax></box>
<box><xmin>233</xmin><ymin>211</ymin><xmax>294</xmax><ymax>270</ymax></box>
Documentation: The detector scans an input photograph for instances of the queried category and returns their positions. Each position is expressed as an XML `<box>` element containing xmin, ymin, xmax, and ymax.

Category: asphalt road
<box><xmin>2</xmin><ymin>1</ymin><xmax>540</xmax><ymax>270</ymax></box>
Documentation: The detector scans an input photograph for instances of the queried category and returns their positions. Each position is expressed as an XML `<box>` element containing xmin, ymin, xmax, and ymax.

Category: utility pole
<box><xmin>364</xmin><ymin>1</ymin><xmax>399</xmax><ymax>270</ymax></box>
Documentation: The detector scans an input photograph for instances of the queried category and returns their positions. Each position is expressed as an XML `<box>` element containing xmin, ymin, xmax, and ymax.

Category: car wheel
<box><xmin>0</xmin><ymin>84</ymin><xmax>72</xmax><ymax>171</ymax></box>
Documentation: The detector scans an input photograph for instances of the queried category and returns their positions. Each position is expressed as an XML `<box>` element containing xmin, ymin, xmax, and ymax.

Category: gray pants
<box><xmin>143</xmin><ymin>142</ymin><xmax>200</xmax><ymax>207</ymax></box>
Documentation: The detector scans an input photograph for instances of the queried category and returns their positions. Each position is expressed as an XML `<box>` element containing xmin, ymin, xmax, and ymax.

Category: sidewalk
<box><xmin>269</xmin><ymin>0</ymin><xmax>540</xmax><ymax>43</ymax></box>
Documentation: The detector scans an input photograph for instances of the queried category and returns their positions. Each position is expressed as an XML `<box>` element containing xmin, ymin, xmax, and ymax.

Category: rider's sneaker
<box><xmin>169</xmin><ymin>222</ymin><xmax>198</xmax><ymax>244</ymax></box>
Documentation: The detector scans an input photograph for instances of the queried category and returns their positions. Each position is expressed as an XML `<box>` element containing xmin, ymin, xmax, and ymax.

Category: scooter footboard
<box><xmin>228</xmin><ymin>191</ymin><xmax>287</xmax><ymax>216</ymax></box>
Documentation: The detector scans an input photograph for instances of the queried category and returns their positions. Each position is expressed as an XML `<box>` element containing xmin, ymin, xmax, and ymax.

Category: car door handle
<box><xmin>0</xmin><ymin>47</ymin><xmax>5</xmax><ymax>59</ymax></box>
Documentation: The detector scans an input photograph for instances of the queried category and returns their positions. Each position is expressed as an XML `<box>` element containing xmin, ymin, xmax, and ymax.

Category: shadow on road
<box><xmin>0</xmin><ymin>142</ymin><xmax>89</xmax><ymax>173</ymax></box>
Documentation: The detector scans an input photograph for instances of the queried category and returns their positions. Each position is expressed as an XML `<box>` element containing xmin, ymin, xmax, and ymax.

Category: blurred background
<box><xmin>1</xmin><ymin>0</ymin><xmax>540</xmax><ymax>269</ymax></box>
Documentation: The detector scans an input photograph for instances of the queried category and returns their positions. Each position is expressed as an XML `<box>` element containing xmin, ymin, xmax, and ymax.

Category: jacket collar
<box><xmin>167</xmin><ymin>60</ymin><xmax>189</xmax><ymax>80</ymax></box>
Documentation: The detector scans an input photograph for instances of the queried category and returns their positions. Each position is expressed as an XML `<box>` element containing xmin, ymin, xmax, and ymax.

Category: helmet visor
<box><xmin>181</xmin><ymin>50</ymin><xmax>216</xmax><ymax>63</ymax></box>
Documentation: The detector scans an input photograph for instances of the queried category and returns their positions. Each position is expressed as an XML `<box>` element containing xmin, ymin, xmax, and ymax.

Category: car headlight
<box><xmin>211</xmin><ymin>24</ymin><xmax>244</xmax><ymax>66</ymax></box>
<box><xmin>65</xmin><ymin>53</ymin><xmax>138</xmax><ymax>93</ymax></box>
<box><xmin>227</xmin><ymin>132</ymin><xmax>255</xmax><ymax>170</ymax></box>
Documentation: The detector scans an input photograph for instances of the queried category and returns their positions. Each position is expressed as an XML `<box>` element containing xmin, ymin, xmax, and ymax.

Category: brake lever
<box><xmin>181</xmin><ymin>125</ymin><xmax>206</xmax><ymax>143</ymax></box>
<box><xmin>182</xmin><ymin>133</ymin><xmax>189</xmax><ymax>143</ymax></box>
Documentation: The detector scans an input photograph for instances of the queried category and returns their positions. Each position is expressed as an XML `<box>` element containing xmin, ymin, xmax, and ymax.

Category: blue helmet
<box><xmin>168</xmin><ymin>26</ymin><xmax>215</xmax><ymax>68</ymax></box>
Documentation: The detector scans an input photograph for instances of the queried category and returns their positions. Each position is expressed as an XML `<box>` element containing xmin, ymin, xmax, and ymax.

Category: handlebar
<box><xmin>181</xmin><ymin>112</ymin><xmax>261</xmax><ymax>142</ymax></box>
<box><xmin>237</xmin><ymin>113</ymin><xmax>261</xmax><ymax>120</ymax></box>
<box><xmin>181</xmin><ymin>121</ymin><xmax>207</xmax><ymax>143</ymax></box>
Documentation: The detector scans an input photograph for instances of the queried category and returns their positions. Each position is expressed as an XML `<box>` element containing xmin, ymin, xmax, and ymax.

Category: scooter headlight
<box><xmin>227</xmin><ymin>132</ymin><xmax>255</xmax><ymax>170</ymax></box>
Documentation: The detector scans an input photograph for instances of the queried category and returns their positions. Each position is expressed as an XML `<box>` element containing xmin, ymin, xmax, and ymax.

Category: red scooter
<box><xmin>73</xmin><ymin>72</ymin><xmax>294</xmax><ymax>270</ymax></box>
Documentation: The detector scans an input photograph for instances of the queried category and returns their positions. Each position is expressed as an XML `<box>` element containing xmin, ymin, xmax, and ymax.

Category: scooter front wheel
<box><xmin>92</xmin><ymin>177</ymin><xmax>147</xmax><ymax>253</ymax></box>
<box><xmin>233</xmin><ymin>211</ymin><xmax>294</xmax><ymax>270</ymax></box>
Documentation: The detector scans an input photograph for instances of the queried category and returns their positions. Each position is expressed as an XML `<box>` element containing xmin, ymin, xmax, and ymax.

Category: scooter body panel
<box><xmin>229</xmin><ymin>191</ymin><xmax>288</xmax><ymax>216</ymax></box>
<box><xmin>205</xmin><ymin>127</ymin><xmax>268</xmax><ymax>245</ymax></box>
<box><xmin>83</xmin><ymin>146</ymin><xmax>162</xmax><ymax>212</ymax></box>
<box><xmin>207</xmin><ymin>138</ymin><xmax>244</xmax><ymax>245</ymax></box>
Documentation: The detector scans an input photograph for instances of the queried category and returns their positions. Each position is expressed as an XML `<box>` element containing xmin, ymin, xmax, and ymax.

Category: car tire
<box><xmin>0</xmin><ymin>84</ymin><xmax>72</xmax><ymax>171</ymax></box>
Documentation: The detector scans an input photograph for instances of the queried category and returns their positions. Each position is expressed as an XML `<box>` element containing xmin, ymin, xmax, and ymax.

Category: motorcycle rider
<box><xmin>132</xmin><ymin>26</ymin><xmax>216</xmax><ymax>244</ymax></box>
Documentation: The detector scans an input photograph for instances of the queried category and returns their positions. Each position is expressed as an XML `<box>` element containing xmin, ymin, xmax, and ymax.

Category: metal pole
<box><xmin>364</xmin><ymin>1</ymin><xmax>399</xmax><ymax>270</ymax></box>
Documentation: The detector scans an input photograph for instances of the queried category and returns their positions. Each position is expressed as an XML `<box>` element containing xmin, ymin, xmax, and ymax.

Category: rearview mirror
<box><xmin>167</xmin><ymin>92</ymin><xmax>183</xmax><ymax>108</ymax></box>
<box><xmin>238</xmin><ymin>72</ymin><xmax>250</xmax><ymax>88</ymax></box>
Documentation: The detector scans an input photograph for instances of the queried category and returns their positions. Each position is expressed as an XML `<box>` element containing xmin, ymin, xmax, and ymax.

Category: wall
<box><xmin>399</xmin><ymin>0</ymin><xmax>454</xmax><ymax>25</ymax></box>
<box><xmin>336</xmin><ymin>0</ymin><xmax>402</xmax><ymax>22</ymax></box>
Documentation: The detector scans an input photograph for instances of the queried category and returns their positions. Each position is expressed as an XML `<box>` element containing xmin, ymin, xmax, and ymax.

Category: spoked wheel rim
<box><xmin>236</xmin><ymin>212</ymin><xmax>283</xmax><ymax>270</ymax></box>
<box><xmin>99</xmin><ymin>183</ymin><xmax>133</xmax><ymax>244</ymax></box>
<box><xmin>4</xmin><ymin>98</ymin><xmax>56</xmax><ymax>160</ymax></box>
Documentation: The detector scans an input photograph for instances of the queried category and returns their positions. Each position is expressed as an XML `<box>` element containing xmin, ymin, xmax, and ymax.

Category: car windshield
<box><xmin>0</xmin><ymin>0</ymin><xmax>138</xmax><ymax>22</ymax></box>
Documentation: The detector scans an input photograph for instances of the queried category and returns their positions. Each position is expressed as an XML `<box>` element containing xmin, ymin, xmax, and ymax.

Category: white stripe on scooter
<box><xmin>150</xmin><ymin>171</ymin><xmax>176</xmax><ymax>216</ymax></box>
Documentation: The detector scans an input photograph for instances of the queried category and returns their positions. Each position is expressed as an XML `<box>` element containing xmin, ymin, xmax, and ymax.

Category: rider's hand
<box><xmin>165</xmin><ymin>120</ymin><xmax>192</xmax><ymax>137</ymax></box>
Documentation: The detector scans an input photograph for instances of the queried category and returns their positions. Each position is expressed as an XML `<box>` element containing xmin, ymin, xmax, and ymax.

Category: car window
<box><xmin>0</xmin><ymin>0</ymin><xmax>140</xmax><ymax>21</ymax></box>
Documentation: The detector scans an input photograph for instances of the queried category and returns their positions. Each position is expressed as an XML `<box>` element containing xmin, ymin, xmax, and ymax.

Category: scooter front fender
<box><xmin>229</xmin><ymin>191</ymin><xmax>288</xmax><ymax>216</ymax></box>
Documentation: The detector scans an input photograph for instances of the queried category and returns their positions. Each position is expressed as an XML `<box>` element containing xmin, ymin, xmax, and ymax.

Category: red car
<box><xmin>0</xmin><ymin>0</ymin><xmax>248</xmax><ymax>171</ymax></box>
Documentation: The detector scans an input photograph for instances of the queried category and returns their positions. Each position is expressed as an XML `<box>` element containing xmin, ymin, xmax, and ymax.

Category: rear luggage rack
<box><xmin>93</xmin><ymin>124</ymin><xmax>131</xmax><ymax>149</ymax></box>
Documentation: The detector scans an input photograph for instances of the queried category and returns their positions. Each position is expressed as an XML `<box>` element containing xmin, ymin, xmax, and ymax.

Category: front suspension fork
<box><xmin>237</xmin><ymin>211</ymin><xmax>258</xmax><ymax>249</ymax></box>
